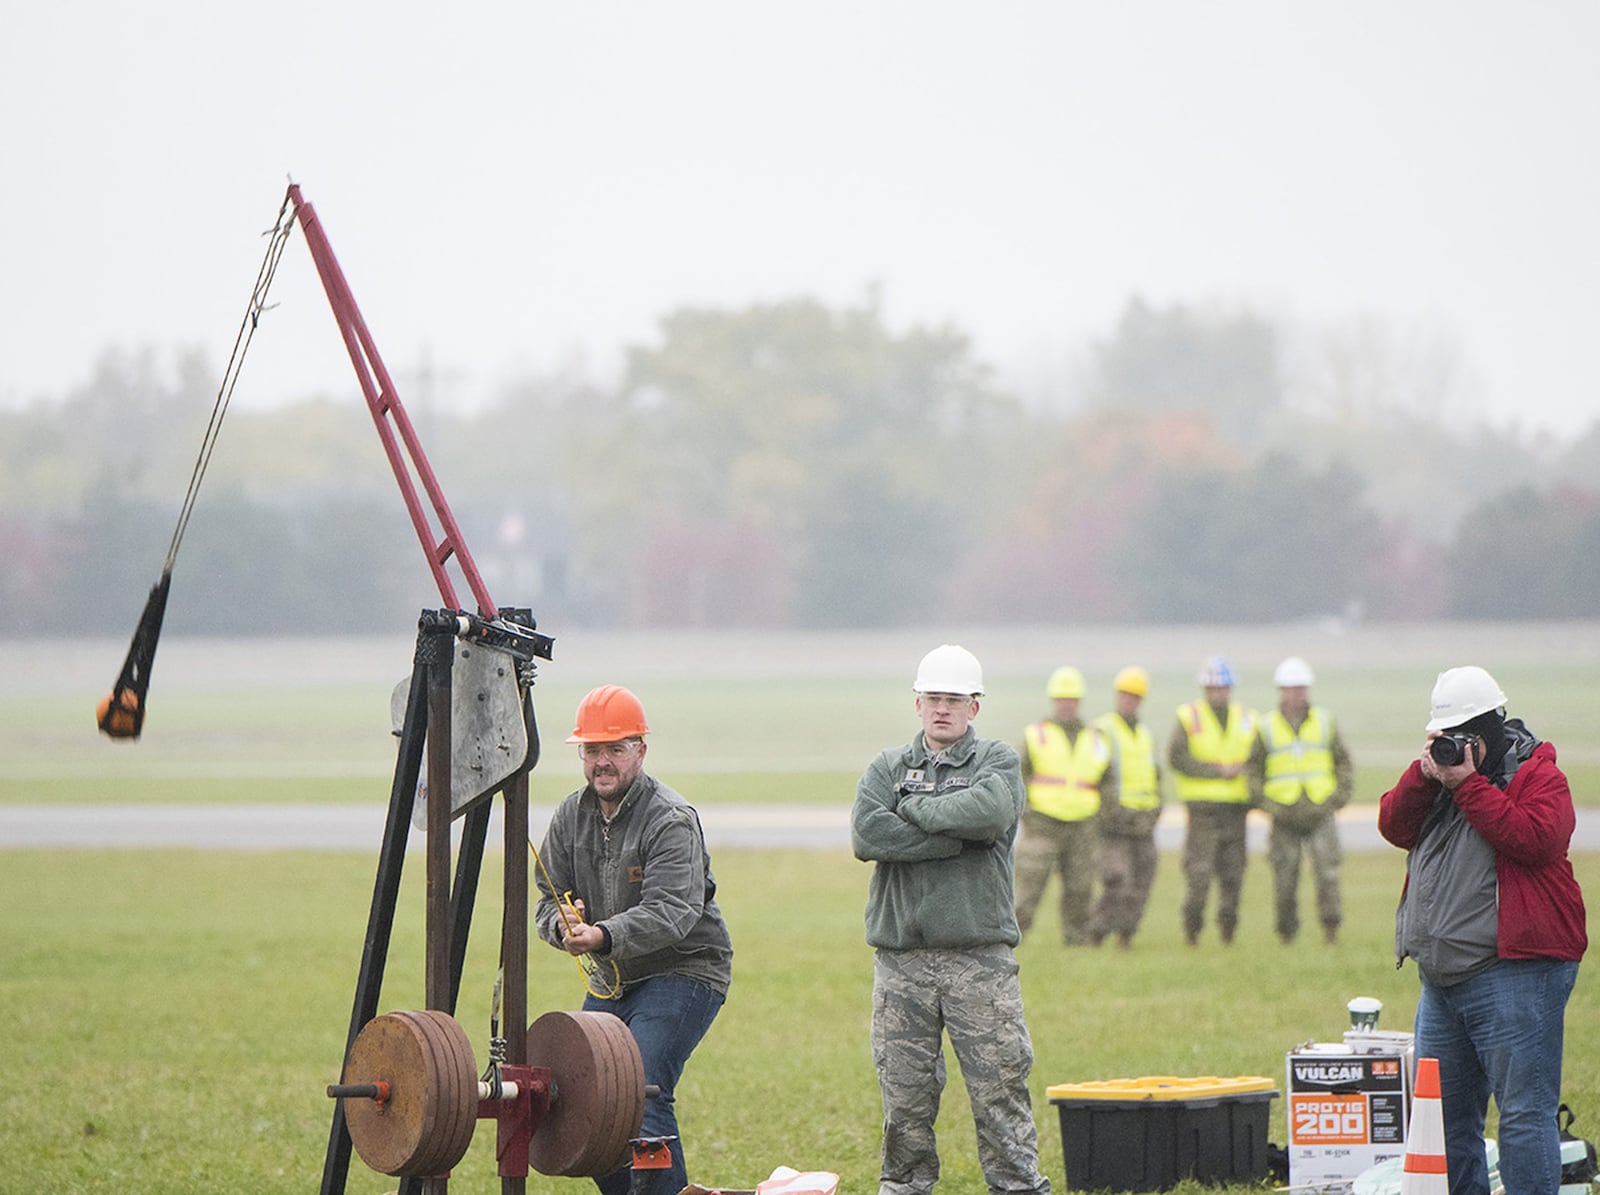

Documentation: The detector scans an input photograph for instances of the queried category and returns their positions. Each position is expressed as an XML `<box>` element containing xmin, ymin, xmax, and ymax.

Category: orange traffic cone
<box><xmin>1401</xmin><ymin>1056</ymin><xmax>1448</xmax><ymax>1193</ymax></box>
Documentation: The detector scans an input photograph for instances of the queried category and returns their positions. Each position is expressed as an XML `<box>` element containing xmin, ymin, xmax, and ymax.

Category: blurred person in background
<box><xmin>1167</xmin><ymin>656</ymin><xmax>1257</xmax><ymax>945</ymax></box>
<box><xmin>1090</xmin><ymin>666</ymin><xmax>1163</xmax><ymax>949</ymax></box>
<box><xmin>1379</xmin><ymin>665</ymin><xmax>1586</xmax><ymax>1195</ymax></box>
<box><xmin>1248</xmin><ymin>656</ymin><xmax>1353</xmax><ymax>944</ymax></box>
<box><xmin>1013</xmin><ymin>665</ymin><xmax>1113</xmax><ymax>946</ymax></box>
<box><xmin>852</xmin><ymin>644</ymin><xmax>1052</xmax><ymax>1195</ymax></box>
<box><xmin>534</xmin><ymin>685</ymin><xmax>733</xmax><ymax>1195</ymax></box>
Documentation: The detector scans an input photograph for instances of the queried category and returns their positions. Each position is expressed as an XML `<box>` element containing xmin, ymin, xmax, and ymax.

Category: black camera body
<box><xmin>1430</xmin><ymin>733</ymin><xmax>1476</xmax><ymax>767</ymax></box>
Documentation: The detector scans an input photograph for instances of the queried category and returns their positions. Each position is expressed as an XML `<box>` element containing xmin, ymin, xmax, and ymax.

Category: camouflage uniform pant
<box><xmin>871</xmin><ymin>945</ymin><xmax>1051</xmax><ymax>1195</ymax></box>
<box><xmin>1092</xmin><ymin>833</ymin><xmax>1158</xmax><ymax>945</ymax></box>
<box><xmin>1267</xmin><ymin>810</ymin><xmax>1342</xmax><ymax>939</ymax></box>
<box><xmin>1013</xmin><ymin>808</ymin><xmax>1100</xmax><ymax>944</ymax></box>
<box><xmin>1180</xmin><ymin>803</ymin><xmax>1249</xmax><ymax>943</ymax></box>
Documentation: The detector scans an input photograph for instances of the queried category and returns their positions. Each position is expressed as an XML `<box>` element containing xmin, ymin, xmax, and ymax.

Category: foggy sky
<box><xmin>4</xmin><ymin>2</ymin><xmax>1597</xmax><ymax>437</ymax></box>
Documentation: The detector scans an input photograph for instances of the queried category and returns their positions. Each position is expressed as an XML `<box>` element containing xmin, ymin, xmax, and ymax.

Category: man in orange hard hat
<box><xmin>533</xmin><ymin>685</ymin><xmax>733</xmax><ymax>1195</ymax></box>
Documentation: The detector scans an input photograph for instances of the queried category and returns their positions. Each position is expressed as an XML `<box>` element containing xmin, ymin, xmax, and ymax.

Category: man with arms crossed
<box><xmin>852</xmin><ymin>644</ymin><xmax>1051</xmax><ymax>1195</ymax></box>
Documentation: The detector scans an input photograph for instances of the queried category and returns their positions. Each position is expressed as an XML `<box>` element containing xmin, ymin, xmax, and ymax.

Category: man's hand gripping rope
<box><xmin>528</xmin><ymin>838</ymin><xmax>621</xmax><ymax>1000</ymax></box>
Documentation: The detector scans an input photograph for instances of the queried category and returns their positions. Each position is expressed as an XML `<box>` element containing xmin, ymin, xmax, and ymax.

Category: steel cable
<box><xmin>164</xmin><ymin>185</ymin><xmax>298</xmax><ymax>573</ymax></box>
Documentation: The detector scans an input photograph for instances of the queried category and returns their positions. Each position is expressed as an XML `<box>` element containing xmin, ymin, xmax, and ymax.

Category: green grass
<box><xmin>3</xmin><ymin>845</ymin><xmax>1598</xmax><ymax>1194</ymax></box>
<box><xmin>4</xmin><ymin>765</ymin><xmax>1598</xmax><ymax>813</ymax></box>
<box><xmin>4</xmin><ymin>629</ymin><xmax>1598</xmax><ymax>1189</ymax></box>
<box><xmin>6</xmin><ymin>628</ymin><xmax>1599</xmax><ymax>806</ymax></box>
<box><xmin>0</xmin><ymin>772</ymin><xmax>865</xmax><ymax>808</ymax></box>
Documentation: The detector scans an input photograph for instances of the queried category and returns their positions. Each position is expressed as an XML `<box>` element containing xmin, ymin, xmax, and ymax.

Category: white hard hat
<box><xmin>1273</xmin><ymin>656</ymin><xmax>1315</xmax><ymax>687</ymax></box>
<box><xmin>913</xmin><ymin>644</ymin><xmax>985</xmax><ymax>696</ymax></box>
<box><xmin>1426</xmin><ymin>666</ymin><xmax>1507</xmax><ymax>733</ymax></box>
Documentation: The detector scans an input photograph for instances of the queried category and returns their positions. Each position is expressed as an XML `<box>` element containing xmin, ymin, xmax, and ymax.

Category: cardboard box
<box><xmin>1286</xmin><ymin>1036</ymin><xmax>1413</xmax><ymax>1191</ymax></box>
<box><xmin>679</xmin><ymin>1164</ymin><xmax>839</xmax><ymax>1195</ymax></box>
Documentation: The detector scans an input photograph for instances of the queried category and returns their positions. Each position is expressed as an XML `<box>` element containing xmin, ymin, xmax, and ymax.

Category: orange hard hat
<box><xmin>566</xmin><ymin>685</ymin><xmax>650</xmax><ymax>744</ymax></box>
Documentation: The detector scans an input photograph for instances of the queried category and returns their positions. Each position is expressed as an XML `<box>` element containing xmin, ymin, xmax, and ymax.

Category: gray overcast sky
<box><xmin>4</xmin><ymin>2</ymin><xmax>1597</xmax><ymax>437</ymax></box>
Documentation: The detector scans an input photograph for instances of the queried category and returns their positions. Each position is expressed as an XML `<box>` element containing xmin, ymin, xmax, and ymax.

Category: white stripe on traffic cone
<box><xmin>1401</xmin><ymin>1056</ymin><xmax>1448</xmax><ymax>1194</ymax></box>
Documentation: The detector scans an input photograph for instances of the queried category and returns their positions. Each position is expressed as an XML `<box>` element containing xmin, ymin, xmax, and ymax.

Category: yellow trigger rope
<box><xmin>528</xmin><ymin>837</ymin><xmax>621</xmax><ymax>1000</ymax></box>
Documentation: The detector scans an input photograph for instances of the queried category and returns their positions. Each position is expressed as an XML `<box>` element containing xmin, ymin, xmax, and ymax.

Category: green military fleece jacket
<box><xmin>851</xmin><ymin>727</ymin><xmax>1026</xmax><ymax>951</ymax></box>
<box><xmin>534</xmin><ymin>772</ymin><xmax>732</xmax><ymax>994</ymax></box>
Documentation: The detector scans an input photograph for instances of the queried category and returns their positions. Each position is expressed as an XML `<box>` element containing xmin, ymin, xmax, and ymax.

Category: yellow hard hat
<box><xmin>1113</xmin><ymin>666</ymin><xmax>1149</xmax><ymax>697</ymax></box>
<box><xmin>1046</xmin><ymin>666</ymin><xmax>1085</xmax><ymax>700</ymax></box>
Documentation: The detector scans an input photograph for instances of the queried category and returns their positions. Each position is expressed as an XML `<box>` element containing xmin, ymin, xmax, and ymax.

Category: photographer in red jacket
<box><xmin>1379</xmin><ymin>665</ymin><xmax>1586</xmax><ymax>1195</ymax></box>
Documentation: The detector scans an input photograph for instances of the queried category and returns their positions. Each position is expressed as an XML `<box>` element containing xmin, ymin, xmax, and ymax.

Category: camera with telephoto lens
<box><xmin>1429</xmin><ymin>733</ymin><xmax>1476</xmax><ymax>767</ymax></box>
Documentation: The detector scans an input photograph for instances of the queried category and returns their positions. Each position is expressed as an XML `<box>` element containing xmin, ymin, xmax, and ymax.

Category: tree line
<box><xmin>3</xmin><ymin>296</ymin><xmax>1598</xmax><ymax>637</ymax></box>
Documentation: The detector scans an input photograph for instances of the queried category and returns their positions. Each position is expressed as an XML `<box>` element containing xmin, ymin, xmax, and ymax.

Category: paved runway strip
<box><xmin>5</xmin><ymin>802</ymin><xmax>1596</xmax><ymax>853</ymax></box>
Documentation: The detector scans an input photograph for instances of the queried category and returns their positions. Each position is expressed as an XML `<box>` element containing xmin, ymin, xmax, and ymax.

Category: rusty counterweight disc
<box><xmin>526</xmin><ymin>1010</ymin><xmax>646</xmax><ymax>1177</ymax></box>
<box><xmin>342</xmin><ymin>1009</ymin><xmax>478</xmax><ymax>1177</ymax></box>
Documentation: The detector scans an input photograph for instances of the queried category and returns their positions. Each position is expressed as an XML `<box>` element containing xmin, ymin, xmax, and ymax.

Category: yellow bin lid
<box><xmin>1047</xmin><ymin>1075</ymin><xmax>1277</xmax><ymax>1102</ymax></box>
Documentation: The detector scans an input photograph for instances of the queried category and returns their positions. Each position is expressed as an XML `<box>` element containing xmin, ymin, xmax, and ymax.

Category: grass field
<box><xmin>2</xmin><ymin>845</ymin><xmax>1599</xmax><ymax>1194</ymax></box>
<box><xmin>2</xmin><ymin>623</ymin><xmax>1598</xmax><ymax>1192</ymax></box>
<box><xmin>4</xmin><ymin>622</ymin><xmax>1599</xmax><ymax>805</ymax></box>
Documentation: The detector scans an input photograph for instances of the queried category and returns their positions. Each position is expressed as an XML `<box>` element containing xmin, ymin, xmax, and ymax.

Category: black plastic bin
<box><xmin>1047</xmin><ymin>1076</ymin><xmax>1279</xmax><ymax>1192</ymax></box>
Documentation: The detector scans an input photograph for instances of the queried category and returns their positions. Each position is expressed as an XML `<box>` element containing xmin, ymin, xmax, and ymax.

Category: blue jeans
<box><xmin>1414</xmin><ymin>958</ymin><xmax>1579</xmax><ymax>1195</ymax></box>
<box><xmin>584</xmin><ymin>975</ymin><xmax>725</xmax><ymax>1195</ymax></box>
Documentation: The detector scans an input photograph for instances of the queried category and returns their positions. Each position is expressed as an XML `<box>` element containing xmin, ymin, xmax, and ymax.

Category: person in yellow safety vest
<box><xmin>1090</xmin><ymin>666</ymin><xmax>1163</xmax><ymax>950</ymax></box>
<box><xmin>1246</xmin><ymin>656</ymin><xmax>1354</xmax><ymax>944</ymax></box>
<box><xmin>1013</xmin><ymin>665</ymin><xmax>1115</xmax><ymax>945</ymax></box>
<box><xmin>1167</xmin><ymin>656</ymin><xmax>1257</xmax><ymax>946</ymax></box>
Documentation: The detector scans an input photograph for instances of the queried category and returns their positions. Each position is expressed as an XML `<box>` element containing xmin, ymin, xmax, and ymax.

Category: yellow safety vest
<box><xmin>1173</xmin><ymin>701</ymin><xmax>1255</xmax><ymax>804</ymax></box>
<box><xmin>1094</xmin><ymin>713</ymin><xmax>1160</xmax><ymax>812</ymax></box>
<box><xmin>1261</xmin><ymin>707</ymin><xmax>1338</xmax><ymax>806</ymax></box>
<box><xmin>1023</xmin><ymin>721</ymin><xmax>1110</xmax><ymax>821</ymax></box>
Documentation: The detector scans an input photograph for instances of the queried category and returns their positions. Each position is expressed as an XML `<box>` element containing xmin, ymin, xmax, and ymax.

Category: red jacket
<box><xmin>1379</xmin><ymin>741</ymin><xmax>1587</xmax><ymax>962</ymax></box>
